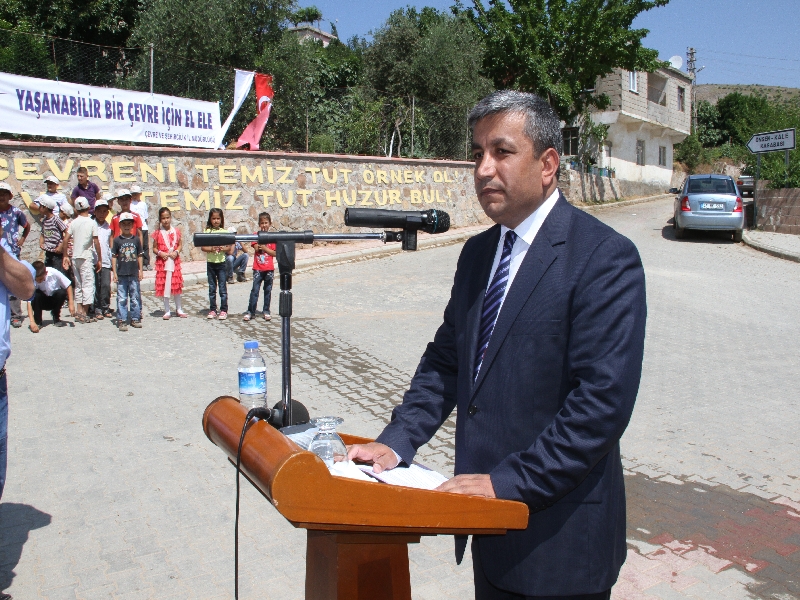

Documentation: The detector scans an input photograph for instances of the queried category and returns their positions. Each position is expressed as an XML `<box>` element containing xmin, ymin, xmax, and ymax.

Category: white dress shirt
<box><xmin>485</xmin><ymin>188</ymin><xmax>560</xmax><ymax>313</ymax></box>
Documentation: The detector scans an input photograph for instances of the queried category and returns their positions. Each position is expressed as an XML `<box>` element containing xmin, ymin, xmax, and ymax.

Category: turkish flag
<box><xmin>236</xmin><ymin>74</ymin><xmax>273</xmax><ymax>150</ymax></box>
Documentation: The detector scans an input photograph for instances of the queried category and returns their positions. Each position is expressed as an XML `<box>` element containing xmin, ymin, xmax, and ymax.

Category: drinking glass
<box><xmin>308</xmin><ymin>416</ymin><xmax>346</xmax><ymax>468</ymax></box>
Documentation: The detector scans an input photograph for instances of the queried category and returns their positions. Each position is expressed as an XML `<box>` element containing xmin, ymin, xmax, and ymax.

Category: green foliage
<box><xmin>0</xmin><ymin>0</ymin><xmax>140</xmax><ymax>45</ymax></box>
<box><xmin>0</xmin><ymin>20</ymin><xmax>54</xmax><ymax>79</ymax></box>
<box><xmin>468</xmin><ymin>0</ymin><xmax>667</xmax><ymax>123</ymax></box>
<box><xmin>131</xmin><ymin>0</ymin><xmax>296</xmax><ymax>68</ymax></box>
<box><xmin>365</xmin><ymin>7</ymin><xmax>492</xmax><ymax>107</ymax></box>
<box><xmin>291</xmin><ymin>6</ymin><xmax>322</xmax><ymax>26</ymax></box>
<box><xmin>675</xmin><ymin>134</ymin><xmax>703</xmax><ymax>173</ymax></box>
<box><xmin>716</xmin><ymin>92</ymin><xmax>773</xmax><ymax>147</ymax></box>
<box><xmin>309</xmin><ymin>133</ymin><xmax>334</xmax><ymax>153</ymax></box>
<box><xmin>696</xmin><ymin>100</ymin><xmax>724</xmax><ymax>147</ymax></box>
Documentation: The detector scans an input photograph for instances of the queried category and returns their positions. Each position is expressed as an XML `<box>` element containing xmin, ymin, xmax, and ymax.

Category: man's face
<box><xmin>472</xmin><ymin>112</ymin><xmax>557</xmax><ymax>229</ymax></box>
<box><xmin>77</xmin><ymin>172</ymin><xmax>88</xmax><ymax>186</ymax></box>
<box><xmin>120</xmin><ymin>221</ymin><xmax>134</xmax><ymax>235</ymax></box>
<box><xmin>46</xmin><ymin>182</ymin><xmax>58</xmax><ymax>193</ymax></box>
<box><xmin>118</xmin><ymin>196</ymin><xmax>131</xmax><ymax>211</ymax></box>
<box><xmin>35</xmin><ymin>271</ymin><xmax>47</xmax><ymax>283</ymax></box>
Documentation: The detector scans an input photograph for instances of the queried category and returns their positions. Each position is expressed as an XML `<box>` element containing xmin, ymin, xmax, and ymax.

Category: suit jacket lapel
<box><xmin>471</xmin><ymin>193</ymin><xmax>572</xmax><ymax>398</ymax></box>
<box><xmin>465</xmin><ymin>225</ymin><xmax>501</xmax><ymax>397</ymax></box>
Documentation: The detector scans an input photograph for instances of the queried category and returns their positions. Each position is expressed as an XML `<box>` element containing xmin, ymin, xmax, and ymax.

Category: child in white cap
<box><xmin>39</xmin><ymin>175</ymin><xmax>69</xmax><ymax>218</ymax></box>
<box><xmin>35</xmin><ymin>196</ymin><xmax>68</xmax><ymax>276</ymax></box>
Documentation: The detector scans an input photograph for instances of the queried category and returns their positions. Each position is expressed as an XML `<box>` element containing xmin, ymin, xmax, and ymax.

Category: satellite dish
<box><xmin>669</xmin><ymin>55</ymin><xmax>683</xmax><ymax>70</ymax></box>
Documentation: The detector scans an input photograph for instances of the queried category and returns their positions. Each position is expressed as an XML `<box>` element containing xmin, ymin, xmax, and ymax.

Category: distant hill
<box><xmin>696</xmin><ymin>84</ymin><xmax>800</xmax><ymax>105</ymax></box>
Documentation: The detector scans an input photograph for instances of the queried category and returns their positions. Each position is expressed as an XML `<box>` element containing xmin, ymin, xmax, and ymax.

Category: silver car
<box><xmin>671</xmin><ymin>175</ymin><xmax>744</xmax><ymax>242</ymax></box>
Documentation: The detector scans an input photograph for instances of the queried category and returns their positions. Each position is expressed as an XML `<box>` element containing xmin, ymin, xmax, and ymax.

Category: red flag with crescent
<box><xmin>236</xmin><ymin>74</ymin><xmax>273</xmax><ymax>150</ymax></box>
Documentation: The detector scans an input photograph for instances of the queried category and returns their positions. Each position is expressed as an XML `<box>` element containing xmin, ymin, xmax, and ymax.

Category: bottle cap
<box><xmin>244</xmin><ymin>340</ymin><xmax>259</xmax><ymax>349</ymax></box>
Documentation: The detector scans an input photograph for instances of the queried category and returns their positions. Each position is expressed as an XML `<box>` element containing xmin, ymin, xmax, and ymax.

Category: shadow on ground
<box><xmin>661</xmin><ymin>224</ymin><xmax>736</xmax><ymax>244</ymax></box>
<box><xmin>0</xmin><ymin>503</ymin><xmax>52</xmax><ymax>591</ymax></box>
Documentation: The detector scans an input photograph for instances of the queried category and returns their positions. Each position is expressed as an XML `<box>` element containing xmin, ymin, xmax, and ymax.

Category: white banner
<box><xmin>0</xmin><ymin>72</ymin><xmax>221</xmax><ymax>149</ymax></box>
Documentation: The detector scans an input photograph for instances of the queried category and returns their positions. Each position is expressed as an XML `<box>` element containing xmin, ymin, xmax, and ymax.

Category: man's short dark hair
<box><xmin>32</xmin><ymin>260</ymin><xmax>46</xmax><ymax>277</ymax></box>
<box><xmin>468</xmin><ymin>90</ymin><xmax>563</xmax><ymax>164</ymax></box>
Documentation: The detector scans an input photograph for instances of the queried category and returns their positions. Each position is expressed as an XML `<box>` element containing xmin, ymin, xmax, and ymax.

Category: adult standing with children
<box><xmin>0</xmin><ymin>182</ymin><xmax>30</xmax><ymax>329</ymax></box>
<box><xmin>0</xmin><ymin>190</ymin><xmax>35</xmax><ymax>503</ymax></box>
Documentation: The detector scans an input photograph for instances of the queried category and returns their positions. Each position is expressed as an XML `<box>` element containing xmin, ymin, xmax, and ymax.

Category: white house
<box><xmin>563</xmin><ymin>66</ymin><xmax>692</xmax><ymax>186</ymax></box>
<box><xmin>288</xmin><ymin>25</ymin><xmax>337</xmax><ymax>47</ymax></box>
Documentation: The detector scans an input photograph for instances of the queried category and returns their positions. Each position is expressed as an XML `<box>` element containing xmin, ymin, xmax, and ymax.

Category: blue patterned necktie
<box><xmin>474</xmin><ymin>230</ymin><xmax>518</xmax><ymax>381</ymax></box>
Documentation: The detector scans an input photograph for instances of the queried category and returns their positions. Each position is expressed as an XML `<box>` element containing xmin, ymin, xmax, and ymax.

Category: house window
<box><xmin>677</xmin><ymin>87</ymin><xmax>685</xmax><ymax>112</ymax></box>
<box><xmin>562</xmin><ymin>127</ymin><xmax>580</xmax><ymax>156</ymax></box>
<box><xmin>629</xmin><ymin>71</ymin><xmax>638</xmax><ymax>93</ymax></box>
<box><xmin>658</xmin><ymin>146</ymin><xmax>667</xmax><ymax>166</ymax></box>
<box><xmin>636</xmin><ymin>140</ymin><xmax>646</xmax><ymax>166</ymax></box>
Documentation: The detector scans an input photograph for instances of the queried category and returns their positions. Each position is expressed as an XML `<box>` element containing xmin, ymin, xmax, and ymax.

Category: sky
<box><xmin>297</xmin><ymin>0</ymin><xmax>800</xmax><ymax>89</ymax></box>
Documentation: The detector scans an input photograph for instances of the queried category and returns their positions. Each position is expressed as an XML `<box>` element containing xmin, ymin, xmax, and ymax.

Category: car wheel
<box><xmin>733</xmin><ymin>229</ymin><xmax>743</xmax><ymax>243</ymax></box>
<box><xmin>674</xmin><ymin>215</ymin><xmax>686</xmax><ymax>239</ymax></box>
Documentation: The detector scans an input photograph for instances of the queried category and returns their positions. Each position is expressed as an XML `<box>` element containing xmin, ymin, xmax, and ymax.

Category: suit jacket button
<box><xmin>468</xmin><ymin>405</ymin><xmax>478</xmax><ymax>416</ymax></box>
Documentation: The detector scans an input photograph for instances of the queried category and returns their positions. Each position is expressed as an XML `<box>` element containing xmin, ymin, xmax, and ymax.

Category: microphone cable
<box><xmin>235</xmin><ymin>406</ymin><xmax>272</xmax><ymax>600</ymax></box>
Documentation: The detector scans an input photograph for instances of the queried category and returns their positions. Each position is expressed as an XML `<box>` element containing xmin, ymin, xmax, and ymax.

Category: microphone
<box><xmin>345</xmin><ymin>208</ymin><xmax>450</xmax><ymax>234</ymax></box>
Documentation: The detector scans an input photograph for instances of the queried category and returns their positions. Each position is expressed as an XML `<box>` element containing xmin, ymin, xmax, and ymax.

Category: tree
<box><xmin>468</xmin><ymin>0</ymin><xmax>667</xmax><ymax>123</ymax></box>
<box><xmin>695</xmin><ymin>100</ymin><xmax>724</xmax><ymax>147</ymax></box>
<box><xmin>291</xmin><ymin>6</ymin><xmax>322</xmax><ymax>26</ymax></box>
<box><xmin>131</xmin><ymin>0</ymin><xmax>297</xmax><ymax>68</ymax></box>
<box><xmin>0</xmin><ymin>0</ymin><xmax>141</xmax><ymax>46</ymax></box>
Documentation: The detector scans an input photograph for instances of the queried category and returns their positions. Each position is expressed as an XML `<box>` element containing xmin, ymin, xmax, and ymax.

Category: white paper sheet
<box><xmin>329</xmin><ymin>460</ymin><xmax>376</xmax><ymax>482</ymax></box>
<box><xmin>357</xmin><ymin>463</ymin><xmax>449</xmax><ymax>490</ymax></box>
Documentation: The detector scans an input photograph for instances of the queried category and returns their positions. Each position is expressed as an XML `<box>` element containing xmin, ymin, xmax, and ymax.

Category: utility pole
<box><xmin>687</xmin><ymin>47</ymin><xmax>697</xmax><ymax>132</ymax></box>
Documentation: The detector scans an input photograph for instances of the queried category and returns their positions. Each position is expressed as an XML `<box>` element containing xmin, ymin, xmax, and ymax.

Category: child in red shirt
<box><xmin>244</xmin><ymin>212</ymin><xmax>276</xmax><ymax>322</ymax></box>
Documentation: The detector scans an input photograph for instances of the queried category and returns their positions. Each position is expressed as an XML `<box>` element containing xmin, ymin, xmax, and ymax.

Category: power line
<box><xmin>697</xmin><ymin>47</ymin><xmax>800</xmax><ymax>64</ymax></box>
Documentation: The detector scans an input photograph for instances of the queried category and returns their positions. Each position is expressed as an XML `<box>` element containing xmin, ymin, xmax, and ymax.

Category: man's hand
<box><xmin>62</xmin><ymin>256</ymin><xmax>70</xmax><ymax>271</ymax></box>
<box><xmin>29</xmin><ymin>322</ymin><xmax>39</xmax><ymax>333</ymax></box>
<box><xmin>138</xmin><ymin>269</ymin><xmax>143</xmax><ymax>281</ymax></box>
<box><xmin>112</xmin><ymin>272</ymin><xmax>118</xmax><ymax>283</ymax></box>
<box><xmin>346</xmin><ymin>442</ymin><xmax>400</xmax><ymax>474</ymax></box>
<box><xmin>436</xmin><ymin>474</ymin><xmax>496</xmax><ymax>498</ymax></box>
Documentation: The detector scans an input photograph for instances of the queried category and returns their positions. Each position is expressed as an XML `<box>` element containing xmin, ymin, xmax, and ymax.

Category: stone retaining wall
<box><xmin>756</xmin><ymin>188</ymin><xmax>800</xmax><ymax>235</ymax></box>
<box><xmin>1</xmin><ymin>140</ymin><xmax>671</xmax><ymax>264</ymax></box>
<box><xmin>561</xmin><ymin>169</ymin><xmax>670</xmax><ymax>205</ymax></box>
<box><xmin>0</xmin><ymin>141</ymin><xmax>490</xmax><ymax>263</ymax></box>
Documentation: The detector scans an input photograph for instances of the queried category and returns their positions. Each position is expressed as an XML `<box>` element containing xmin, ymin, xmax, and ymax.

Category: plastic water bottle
<box><xmin>238</xmin><ymin>340</ymin><xmax>267</xmax><ymax>409</ymax></box>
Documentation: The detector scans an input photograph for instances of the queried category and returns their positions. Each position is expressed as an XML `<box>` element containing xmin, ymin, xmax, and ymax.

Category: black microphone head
<box><xmin>425</xmin><ymin>209</ymin><xmax>450</xmax><ymax>234</ymax></box>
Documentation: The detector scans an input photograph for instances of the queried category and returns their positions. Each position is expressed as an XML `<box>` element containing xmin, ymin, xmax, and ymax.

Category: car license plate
<box><xmin>700</xmin><ymin>202</ymin><xmax>725</xmax><ymax>210</ymax></box>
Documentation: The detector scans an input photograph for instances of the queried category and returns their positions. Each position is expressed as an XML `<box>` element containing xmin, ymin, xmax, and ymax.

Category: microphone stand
<box><xmin>195</xmin><ymin>229</ymin><xmax>410</xmax><ymax>427</ymax></box>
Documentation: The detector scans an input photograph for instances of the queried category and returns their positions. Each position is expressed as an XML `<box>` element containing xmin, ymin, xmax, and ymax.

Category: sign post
<box><xmin>747</xmin><ymin>128</ymin><xmax>796</xmax><ymax>230</ymax></box>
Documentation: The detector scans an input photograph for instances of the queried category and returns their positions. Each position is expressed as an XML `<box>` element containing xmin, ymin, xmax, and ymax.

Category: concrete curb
<box><xmin>147</xmin><ymin>192</ymin><xmax>673</xmax><ymax>292</ymax></box>
<box><xmin>578</xmin><ymin>193</ymin><xmax>673</xmax><ymax>212</ymax></box>
<box><xmin>742</xmin><ymin>230</ymin><xmax>800</xmax><ymax>264</ymax></box>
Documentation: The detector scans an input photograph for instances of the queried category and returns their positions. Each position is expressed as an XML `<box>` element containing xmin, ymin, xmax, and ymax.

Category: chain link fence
<box><xmin>0</xmin><ymin>28</ymin><xmax>471</xmax><ymax>160</ymax></box>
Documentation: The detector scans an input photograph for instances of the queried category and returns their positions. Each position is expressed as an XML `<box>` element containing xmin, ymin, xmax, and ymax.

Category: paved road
<box><xmin>1</xmin><ymin>196</ymin><xmax>798</xmax><ymax>599</ymax></box>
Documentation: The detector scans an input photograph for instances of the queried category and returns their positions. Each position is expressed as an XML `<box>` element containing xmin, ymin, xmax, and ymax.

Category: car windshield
<box><xmin>688</xmin><ymin>178</ymin><xmax>736</xmax><ymax>195</ymax></box>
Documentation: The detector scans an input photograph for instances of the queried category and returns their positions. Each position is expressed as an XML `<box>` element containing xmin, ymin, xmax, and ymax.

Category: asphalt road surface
<box><xmin>1</xmin><ymin>196</ymin><xmax>798</xmax><ymax>599</ymax></box>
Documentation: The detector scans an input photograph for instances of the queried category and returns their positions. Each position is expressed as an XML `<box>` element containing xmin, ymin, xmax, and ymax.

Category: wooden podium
<box><xmin>203</xmin><ymin>396</ymin><xmax>529</xmax><ymax>600</ymax></box>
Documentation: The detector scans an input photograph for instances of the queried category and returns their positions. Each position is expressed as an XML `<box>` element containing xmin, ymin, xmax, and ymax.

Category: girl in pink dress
<box><xmin>152</xmin><ymin>207</ymin><xmax>186</xmax><ymax>319</ymax></box>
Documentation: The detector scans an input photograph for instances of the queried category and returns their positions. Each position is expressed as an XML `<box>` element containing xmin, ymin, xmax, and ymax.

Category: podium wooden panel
<box><xmin>203</xmin><ymin>396</ymin><xmax>528</xmax><ymax>599</ymax></box>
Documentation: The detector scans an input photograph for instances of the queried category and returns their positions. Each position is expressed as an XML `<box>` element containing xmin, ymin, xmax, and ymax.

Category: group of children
<box><xmin>30</xmin><ymin>188</ymin><xmax>186</xmax><ymax>331</ymax></box>
<box><xmin>2</xmin><ymin>175</ymin><xmax>277</xmax><ymax>331</ymax></box>
<box><xmin>200</xmin><ymin>208</ymin><xmax>276</xmax><ymax>321</ymax></box>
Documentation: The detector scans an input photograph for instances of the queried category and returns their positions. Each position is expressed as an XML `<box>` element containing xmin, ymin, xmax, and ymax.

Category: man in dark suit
<box><xmin>347</xmin><ymin>90</ymin><xmax>647</xmax><ymax>599</ymax></box>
